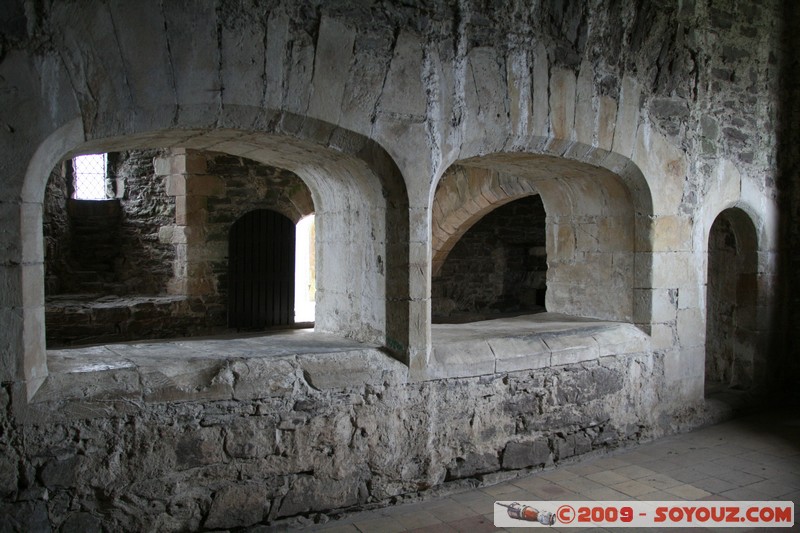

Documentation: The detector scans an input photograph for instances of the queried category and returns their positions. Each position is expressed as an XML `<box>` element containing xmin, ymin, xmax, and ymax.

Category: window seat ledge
<box><xmin>34</xmin><ymin>330</ymin><xmax>407</xmax><ymax>407</ymax></box>
<box><xmin>426</xmin><ymin>313</ymin><xmax>652</xmax><ymax>380</ymax></box>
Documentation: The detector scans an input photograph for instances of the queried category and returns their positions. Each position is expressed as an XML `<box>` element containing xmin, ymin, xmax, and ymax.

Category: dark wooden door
<box><xmin>228</xmin><ymin>210</ymin><xmax>295</xmax><ymax>329</ymax></box>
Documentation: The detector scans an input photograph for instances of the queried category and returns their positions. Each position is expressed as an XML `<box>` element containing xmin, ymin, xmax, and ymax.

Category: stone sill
<box><xmin>35</xmin><ymin>330</ymin><xmax>407</xmax><ymax>405</ymax></box>
<box><xmin>34</xmin><ymin>314</ymin><xmax>651</xmax><ymax>407</ymax></box>
<box><xmin>427</xmin><ymin>313</ymin><xmax>651</xmax><ymax>380</ymax></box>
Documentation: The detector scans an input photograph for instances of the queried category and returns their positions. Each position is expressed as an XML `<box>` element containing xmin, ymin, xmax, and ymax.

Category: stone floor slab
<box><xmin>613</xmin><ymin>464</ymin><xmax>658</xmax><ymax>479</ymax></box>
<box><xmin>637</xmin><ymin>472</ymin><xmax>684</xmax><ymax>490</ymax></box>
<box><xmin>586</xmin><ymin>470</ymin><xmax>631</xmax><ymax>485</ymax></box>
<box><xmin>610</xmin><ymin>479</ymin><xmax>659</xmax><ymax>497</ymax></box>
<box><xmin>691</xmin><ymin>476</ymin><xmax>739</xmax><ymax>494</ymax></box>
<box><xmin>665</xmin><ymin>483</ymin><xmax>712</xmax><ymax>499</ymax></box>
<box><xmin>555</xmin><ymin>476</ymin><xmax>607</xmax><ymax>494</ymax></box>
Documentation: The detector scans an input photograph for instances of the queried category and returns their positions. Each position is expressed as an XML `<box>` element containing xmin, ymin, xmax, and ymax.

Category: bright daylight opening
<box><xmin>294</xmin><ymin>214</ymin><xmax>316</xmax><ymax>323</ymax></box>
<box><xmin>72</xmin><ymin>153</ymin><xmax>108</xmax><ymax>200</ymax></box>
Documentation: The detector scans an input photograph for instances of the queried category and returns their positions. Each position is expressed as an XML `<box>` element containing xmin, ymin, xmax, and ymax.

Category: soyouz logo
<box><xmin>495</xmin><ymin>502</ymin><xmax>556</xmax><ymax>525</ymax></box>
<box><xmin>493</xmin><ymin>500</ymin><xmax>795</xmax><ymax>528</ymax></box>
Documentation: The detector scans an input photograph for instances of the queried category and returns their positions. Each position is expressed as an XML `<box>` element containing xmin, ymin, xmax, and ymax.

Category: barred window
<box><xmin>72</xmin><ymin>154</ymin><xmax>108</xmax><ymax>200</ymax></box>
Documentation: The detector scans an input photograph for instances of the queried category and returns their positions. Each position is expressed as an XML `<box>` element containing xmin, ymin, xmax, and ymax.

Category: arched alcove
<box><xmin>705</xmin><ymin>207</ymin><xmax>760</xmax><ymax>394</ymax></box>
<box><xmin>432</xmin><ymin>153</ymin><xmax>647</xmax><ymax>325</ymax></box>
<box><xmin>425</xmin><ymin>149</ymin><xmax>654</xmax><ymax>380</ymax></box>
<box><xmin>21</xmin><ymin>113</ymin><xmax>409</xmax><ymax>397</ymax></box>
<box><xmin>42</xmin><ymin>149</ymin><xmax>317</xmax><ymax>346</ymax></box>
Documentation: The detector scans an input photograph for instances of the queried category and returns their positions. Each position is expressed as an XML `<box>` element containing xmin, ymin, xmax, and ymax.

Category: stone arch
<box><xmin>19</xmin><ymin>111</ymin><xmax>409</xmax><ymax>398</ymax></box>
<box><xmin>203</xmin><ymin>151</ymin><xmax>316</xmax><ymax>225</ymax></box>
<box><xmin>431</xmin><ymin>145</ymin><xmax>653</xmax><ymax>326</ymax></box>
<box><xmin>705</xmin><ymin>206</ymin><xmax>763</xmax><ymax>393</ymax></box>
<box><xmin>431</xmin><ymin>166</ymin><xmax>540</xmax><ymax>277</ymax></box>
<box><xmin>432</xmin><ymin>192</ymin><xmax>547</xmax><ymax>321</ymax></box>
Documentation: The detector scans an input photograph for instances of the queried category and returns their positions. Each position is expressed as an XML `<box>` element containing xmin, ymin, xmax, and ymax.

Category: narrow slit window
<box><xmin>72</xmin><ymin>153</ymin><xmax>108</xmax><ymax>200</ymax></box>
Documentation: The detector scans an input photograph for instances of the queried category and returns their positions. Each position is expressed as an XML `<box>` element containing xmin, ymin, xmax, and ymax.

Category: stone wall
<box><xmin>433</xmin><ymin>195</ymin><xmax>546</xmax><ymax>320</ymax></box>
<box><xmin>3</xmin><ymin>0</ymin><xmax>781</xmax><ymax>385</ymax></box>
<box><xmin>3</xmin><ymin>348</ymin><xmax>666</xmax><ymax>531</ymax></box>
<box><xmin>44</xmin><ymin>150</ymin><xmax>314</xmax><ymax>346</ymax></box>
<box><xmin>204</xmin><ymin>151</ymin><xmax>314</xmax><ymax>306</ymax></box>
<box><xmin>111</xmin><ymin>150</ymin><xmax>175</xmax><ymax>295</ymax></box>
<box><xmin>44</xmin><ymin>296</ymin><xmax>224</xmax><ymax>348</ymax></box>
<box><xmin>0</xmin><ymin>0</ymin><xmax>795</xmax><ymax>531</ymax></box>
<box><xmin>43</xmin><ymin>150</ymin><xmax>174</xmax><ymax>297</ymax></box>
<box><xmin>42</xmin><ymin>164</ymin><xmax>71</xmax><ymax>295</ymax></box>
<box><xmin>43</xmin><ymin>150</ymin><xmax>187</xmax><ymax>346</ymax></box>
<box><xmin>64</xmin><ymin>199</ymin><xmax>123</xmax><ymax>294</ymax></box>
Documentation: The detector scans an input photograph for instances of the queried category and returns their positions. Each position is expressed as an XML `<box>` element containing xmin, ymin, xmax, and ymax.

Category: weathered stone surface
<box><xmin>175</xmin><ymin>427</ymin><xmax>225</xmax><ymax>469</ymax></box>
<box><xmin>223</xmin><ymin>417</ymin><xmax>277</xmax><ymax>459</ymax></box>
<box><xmin>40</xmin><ymin>455</ymin><xmax>83</xmax><ymax>489</ymax></box>
<box><xmin>545</xmin><ymin>332</ymin><xmax>600</xmax><ymax>367</ymax></box>
<box><xmin>555</xmin><ymin>365</ymin><xmax>624</xmax><ymax>405</ymax></box>
<box><xmin>555</xmin><ymin>431</ymin><xmax>593</xmax><ymax>460</ymax></box>
<box><xmin>493</xmin><ymin>336</ymin><xmax>551</xmax><ymax>373</ymax></box>
<box><xmin>380</xmin><ymin>31</ymin><xmax>426</xmax><ymax>118</ymax></box>
<box><xmin>60</xmin><ymin>512</ymin><xmax>103</xmax><ymax>533</ymax></box>
<box><xmin>11</xmin><ymin>321</ymin><xmax>669</xmax><ymax>529</ymax></box>
<box><xmin>0</xmin><ymin>454</ymin><xmax>18</xmax><ymax>496</ymax></box>
<box><xmin>231</xmin><ymin>359</ymin><xmax>297</xmax><ymax>400</ymax></box>
<box><xmin>205</xmin><ymin>484</ymin><xmax>270</xmax><ymax>529</ymax></box>
<box><xmin>446</xmin><ymin>452</ymin><xmax>500</xmax><ymax>480</ymax></box>
<box><xmin>140</xmin><ymin>360</ymin><xmax>234</xmax><ymax>403</ymax></box>
<box><xmin>307</xmin><ymin>16</ymin><xmax>355</xmax><ymax>124</ymax></box>
<box><xmin>298</xmin><ymin>349</ymin><xmax>407</xmax><ymax>389</ymax></box>
<box><xmin>278</xmin><ymin>475</ymin><xmax>362</xmax><ymax>517</ymax></box>
<box><xmin>550</xmin><ymin>69</ymin><xmax>576</xmax><ymax>140</ymax></box>
<box><xmin>502</xmin><ymin>439</ymin><xmax>551</xmax><ymax>470</ymax></box>
<box><xmin>0</xmin><ymin>501</ymin><xmax>50</xmax><ymax>533</ymax></box>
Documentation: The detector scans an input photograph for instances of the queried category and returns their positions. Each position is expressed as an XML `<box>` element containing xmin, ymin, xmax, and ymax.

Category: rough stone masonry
<box><xmin>0</xmin><ymin>0</ymin><xmax>799</xmax><ymax>531</ymax></box>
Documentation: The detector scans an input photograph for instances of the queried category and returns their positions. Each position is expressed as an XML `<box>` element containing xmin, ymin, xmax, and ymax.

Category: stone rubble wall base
<box><xmin>0</xmin><ymin>349</ymin><xmax>714</xmax><ymax>532</ymax></box>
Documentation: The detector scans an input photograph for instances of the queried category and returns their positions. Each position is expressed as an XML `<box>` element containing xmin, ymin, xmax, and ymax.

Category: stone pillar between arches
<box><xmin>156</xmin><ymin>149</ymin><xmax>225</xmax><ymax>297</ymax></box>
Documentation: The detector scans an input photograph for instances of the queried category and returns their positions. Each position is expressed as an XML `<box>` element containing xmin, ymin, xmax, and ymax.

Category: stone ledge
<box><xmin>426</xmin><ymin>313</ymin><xmax>651</xmax><ymax>380</ymax></box>
<box><xmin>34</xmin><ymin>314</ymin><xmax>651</xmax><ymax>409</ymax></box>
<box><xmin>34</xmin><ymin>330</ymin><xmax>407</xmax><ymax>408</ymax></box>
